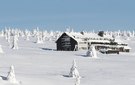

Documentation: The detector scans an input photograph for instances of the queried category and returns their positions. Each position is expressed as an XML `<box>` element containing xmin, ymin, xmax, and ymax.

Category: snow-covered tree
<box><xmin>7</xmin><ymin>30</ymin><xmax>11</xmax><ymax>43</ymax></box>
<box><xmin>132</xmin><ymin>30</ymin><xmax>135</xmax><ymax>37</ymax></box>
<box><xmin>91</xmin><ymin>45</ymin><xmax>97</xmax><ymax>58</ymax></box>
<box><xmin>75</xmin><ymin>76</ymin><xmax>80</xmax><ymax>85</ymax></box>
<box><xmin>0</xmin><ymin>30</ymin><xmax>4</xmax><ymax>37</ymax></box>
<box><xmin>69</xmin><ymin>59</ymin><xmax>80</xmax><ymax>78</ymax></box>
<box><xmin>12</xmin><ymin>35</ymin><xmax>18</xmax><ymax>49</ymax></box>
<box><xmin>25</xmin><ymin>29</ymin><xmax>30</xmax><ymax>41</ymax></box>
<box><xmin>86</xmin><ymin>45</ymin><xmax>97</xmax><ymax>58</ymax></box>
<box><xmin>0</xmin><ymin>45</ymin><xmax>4</xmax><ymax>53</ymax></box>
<box><xmin>36</xmin><ymin>32</ymin><xmax>44</xmax><ymax>44</ymax></box>
<box><xmin>7</xmin><ymin>65</ymin><xmax>19</xmax><ymax>84</ymax></box>
<box><xmin>86</xmin><ymin>45</ymin><xmax>92</xmax><ymax>57</ymax></box>
<box><xmin>42</xmin><ymin>31</ymin><xmax>47</xmax><ymax>41</ymax></box>
<box><xmin>66</xmin><ymin>27</ymin><xmax>70</xmax><ymax>33</ymax></box>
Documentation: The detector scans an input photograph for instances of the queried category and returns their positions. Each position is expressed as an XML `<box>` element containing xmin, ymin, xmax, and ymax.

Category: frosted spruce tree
<box><xmin>69</xmin><ymin>59</ymin><xmax>80</xmax><ymax>78</ymax></box>
<box><xmin>132</xmin><ymin>30</ymin><xmax>135</xmax><ymax>37</ymax></box>
<box><xmin>4</xmin><ymin>28</ymin><xmax>8</xmax><ymax>40</ymax></box>
<box><xmin>42</xmin><ymin>31</ymin><xmax>47</xmax><ymax>41</ymax></box>
<box><xmin>25</xmin><ymin>29</ymin><xmax>30</xmax><ymax>41</ymax></box>
<box><xmin>75</xmin><ymin>76</ymin><xmax>80</xmax><ymax>85</ymax></box>
<box><xmin>12</xmin><ymin>35</ymin><xmax>18</xmax><ymax>49</ymax></box>
<box><xmin>0</xmin><ymin>45</ymin><xmax>4</xmax><ymax>53</ymax></box>
<box><xmin>86</xmin><ymin>46</ymin><xmax>92</xmax><ymax>57</ymax></box>
<box><xmin>49</xmin><ymin>31</ymin><xmax>54</xmax><ymax>41</ymax></box>
<box><xmin>26</xmin><ymin>35</ymin><xmax>30</xmax><ymax>41</ymax></box>
<box><xmin>91</xmin><ymin>45</ymin><xmax>97</xmax><ymax>58</ymax></box>
<box><xmin>7</xmin><ymin>65</ymin><xmax>19</xmax><ymax>84</ymax></box>
<box><xmin>36</xmin><ymin>31</ymin><xmax>44</xmax><ymax>44</ymax></box>
<box><xmin>7</xmin><ymin>30</ymin><xmax>11</xmax><ymax>43</ymax></box>
<box><xmin>36</xmin><ymin>34</ymin><xmax>43</xmax><ymax>44</ymax></box>
<box><xmin>86</xmin><ymin>45</ymin><xmax>97</xmax><ymax>58</ymax></box>
<box><xmin>0</xmin><ymin>30</ymin><xmax>4</xmax><ymax>37</ymax></box>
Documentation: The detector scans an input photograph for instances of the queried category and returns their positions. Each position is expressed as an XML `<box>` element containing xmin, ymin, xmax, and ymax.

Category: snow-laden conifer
<box><xmin>36</xmin><ymin>32</ymin><xmax>44</xmax><ymax>44</ymax></box>
<box><xmin>12</xmin><ymin>35</ymin><xmax>18</xmax><ymax>49</ymax></box>
<box><xmin>7</xmin><ymin>65</ymin><xmax>19</xmax><ymax>84</ymax></box>
<box><xmin>0</xmin><ymin>45</ymin><xmax>4</xmax><ymax>53</ymax></box>
<box><xmin>86</xmin><ymin>45</ymin><xmax>97</xmax><ymax>58</ymax></box>
<box><xmin>75</xmin><ymin>76</ymin><xmax>80</xmax><ymax>85</ymax></box>
<box><xmin>69</xmin><ymin>59</ymin><xmax>80</xmax><ymax>78</ymax></box>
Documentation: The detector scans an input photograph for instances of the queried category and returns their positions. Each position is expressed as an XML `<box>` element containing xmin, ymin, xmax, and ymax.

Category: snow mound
<box><xmin>7</xmin><ymin>65</ymin><xmax>19</xmax><ymax>84</ymax></box>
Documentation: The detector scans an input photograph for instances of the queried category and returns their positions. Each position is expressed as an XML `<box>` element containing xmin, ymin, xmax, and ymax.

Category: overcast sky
<box><xmin>0</xmin><ymin>0</ymin><xmax>135</xmax><ymax>31</ymax></box>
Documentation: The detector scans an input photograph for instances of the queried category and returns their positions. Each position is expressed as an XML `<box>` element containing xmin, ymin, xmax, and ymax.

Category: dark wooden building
<box><xmin>56</xmin><ymin>32</ymin><xmax>131</xmax><ymax>52</ymax></box>
<box><xmin>56</xmin><ymin>33</ymin><xmax>77</xmax><ymax>51</ymax></box>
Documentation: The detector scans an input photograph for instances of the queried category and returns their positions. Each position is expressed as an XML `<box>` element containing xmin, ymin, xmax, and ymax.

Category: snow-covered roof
<box><xmin>65</xmin><ymin>32</ymin><xmax>113</xmax><ymax>42</ymax></box>
<box><xmin>64</xmin><ymin>32</ymin><xmax>83</xmax><ymax>42</ymax></box>
<box><xmin>104</xmin><ymin>34</ymin><xmax>114</xmax><ymax>39</ymax></box>
<box><xmin>114</xmin><ymin>38</ymin><xmax>128</xmax><ymax>44</ymax></box>
<box><xmin>94</xmin><ymin>44</ymin><xmax>131</xmax><ymax>49</ymax></box>
<box><xmin>87</xmin><ymin>39</ymin><xmax>110</xmax><ymax>43</ymax></box>
<box><xmin>56</xmin><ymin>32</ymin><xmax>129</xmax><ymax>47</ymax></box>
<box><xmin>123</xmin><ymin>46</ymin><xmax>131</xmax><ymax>49</ymax></box>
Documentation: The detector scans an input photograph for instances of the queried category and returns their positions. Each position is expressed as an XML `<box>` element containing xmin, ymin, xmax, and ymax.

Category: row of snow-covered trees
<box><xmin>0</xmin><ymin>28</ymin><xmax>62</xmax><ymax>42</ymax></box>
<box><xmin>104</xmin><ymin>30</ymin><xmax>135</xmax><ymax>37</ymax></box>
<box><xmin>0</xmin><ymin>28</ymin><xmax>63</xmax><ymax>51</ymax></box>
<box><xmin>0</xmin><ymin>28</ymin><xmax>135</xmax><ymax>51</ymax></box>
<box><xmin>1</xmin><ymin>28</ymin><xmax>135</xmax><ymax>42</ymax></box>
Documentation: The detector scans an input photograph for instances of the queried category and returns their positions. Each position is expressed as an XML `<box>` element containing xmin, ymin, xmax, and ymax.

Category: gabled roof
<box><xmin>123</xmin><ymin>46</ymin><xmax>131</xmax><ymax>49</ymax></box>
<box><xmin>65</xmin><ymin>32</ymin><xmax>114</xmax><ymax>40</ymax></box>
<box><xmin>56</xmin><ymin>32</ymin><xmax>113</xmax><ymax>43</ymax></box>
<box><xmin>114</xmin><ymin>38</ymin><xmax>128</xmax><ymax>45</ymax></box>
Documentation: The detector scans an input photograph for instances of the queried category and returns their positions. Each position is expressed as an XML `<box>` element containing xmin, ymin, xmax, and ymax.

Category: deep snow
<box><xmin>0</xmin><ymin>36</ymin><xmax>135</xmax><ymax>85</ymax></box>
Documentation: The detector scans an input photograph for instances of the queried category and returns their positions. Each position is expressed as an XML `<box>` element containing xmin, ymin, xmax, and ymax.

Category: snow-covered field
<box><xmin>0</xmin><ymin>32</ymin><xmax>135</xmax><ymax>85</ymax></box>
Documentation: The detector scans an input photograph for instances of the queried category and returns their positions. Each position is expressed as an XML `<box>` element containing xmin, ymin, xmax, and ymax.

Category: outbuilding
<box><xmin>56</xmin><ymin>32</ymin><xmax>78</xmax><ymax>51</ymax></box>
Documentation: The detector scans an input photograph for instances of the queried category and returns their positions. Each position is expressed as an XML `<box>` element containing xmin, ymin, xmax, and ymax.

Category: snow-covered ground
<box><xmin>0</xmin><ymin>36</ymin><xmax>135</xmax><ymax>85</ymax></box>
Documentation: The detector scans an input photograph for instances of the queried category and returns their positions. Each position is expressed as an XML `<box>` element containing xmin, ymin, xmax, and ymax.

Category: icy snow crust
<box><xmin>0</xmin><ymin>36</ymin><xmax>135</xmax><ymax>85</ymax></box>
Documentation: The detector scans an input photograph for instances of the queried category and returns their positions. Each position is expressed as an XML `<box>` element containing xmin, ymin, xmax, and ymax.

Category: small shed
<box><xmin>56</xmin><ymin>32</ymin><xmax>78</xmax><ymax>51</ymax></box>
